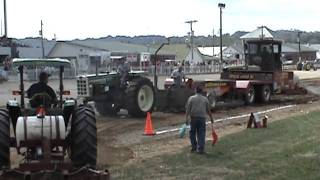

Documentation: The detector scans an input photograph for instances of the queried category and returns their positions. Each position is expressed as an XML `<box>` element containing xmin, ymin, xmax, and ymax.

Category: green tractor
<box><xmin>0</xmin><ymin>59</ymin><xmax>107</xmax><ymax>179</ymax></box>
<box><xmin>77</xmin><ymin>71</ymin><xmax>155</xmax><ymax>117</ymax></box>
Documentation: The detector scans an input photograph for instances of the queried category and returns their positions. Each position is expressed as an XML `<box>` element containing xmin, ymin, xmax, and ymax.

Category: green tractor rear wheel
<box><xmin>125</xmin><ymin>78</ymin><xmax>155</xmax><ymax>117</ymax></box>
<box><xmin>70</xmin><ymin>105</ymin><xmax>97</xmax><ymax>167</ymax></box>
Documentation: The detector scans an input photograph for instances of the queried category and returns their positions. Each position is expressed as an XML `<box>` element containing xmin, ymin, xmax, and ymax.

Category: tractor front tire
<box><xmin>71</xmin><ymin>105</ymin><xmax>97</xmax><ymax>167</ymax></box>
<box><xmin>0</xmin><ymin>109</ymin><xmax>10</xmax><ymax>168</ymax></box>
<box><xmin>126</xmin><ymin>78</ymin><xmax>155</xmax><ymax>118</ymax></box>
<box><xmin>95</xmin><ymin>102</ymin><xmax>119</xmax><ymax>116</ymax></box>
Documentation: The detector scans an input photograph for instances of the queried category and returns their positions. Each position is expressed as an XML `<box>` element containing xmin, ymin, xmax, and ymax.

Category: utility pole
<box><xmin>298</xmin><ymin>31</ymin><xmax>302</xmax><ymax>62</ymax></box>
<box><xmin>1</xmin><ymin>19</ymin><xmax>2</xmax><ymax>36</ymax></box>
<box><xmin>218</xmin><ymin>3</ymin><xmax>225</xmax><ymax>66</ymax></box>
<box><xmin>185</xmin><ymin>20</ymin><xmax>197</xmax><ymax>61</ymax></box>
<box><xmin>3</xmin><ymin>0</ymin><xmax>8</xmax><ymax>37</ymax></box>
<box><xmin>39</xmin><ymin>20</ymin><xmax>45</xmax><ymax>58</ymax></box>
<box><xmin>212</xmin><ymin>28</ymin><xmax>215</xmax><ymax>61</ymax></box>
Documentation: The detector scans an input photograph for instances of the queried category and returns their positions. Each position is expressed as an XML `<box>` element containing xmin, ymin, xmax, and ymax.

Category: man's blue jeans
<box><xmin>189</xmin><ymin>116</ymin><xmax>206</xmax><ymax>152</ymax></box>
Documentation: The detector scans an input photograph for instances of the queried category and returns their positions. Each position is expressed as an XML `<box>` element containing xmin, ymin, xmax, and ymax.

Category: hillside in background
<box><xmin>11</xmin><ymin>29</ymin><xmax>320</xmax><ymax>48</ymax></box>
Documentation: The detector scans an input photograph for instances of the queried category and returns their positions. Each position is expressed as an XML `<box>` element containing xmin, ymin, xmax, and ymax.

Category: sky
<box><xmin>0</xmin><ymin>0</ymin><xmax>319</xmax><ymax>40</ymax></box>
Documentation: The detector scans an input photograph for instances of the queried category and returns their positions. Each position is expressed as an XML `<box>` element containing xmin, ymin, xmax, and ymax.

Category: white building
<box><xmin>48</xmin><ymin>41</ymin><xmax>110</xmax><ymax>74</ymax></box>
<box><xmin>185</xmin><ymin>48</ymin><xmax>204</xmax><ymax>64</ymax></box>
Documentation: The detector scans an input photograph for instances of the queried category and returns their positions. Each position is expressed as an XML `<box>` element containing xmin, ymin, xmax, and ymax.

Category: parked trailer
<box><xmin>162</xmin><ymin>39</ymin><xmax>299</xmax><ymax>110</ymax></box>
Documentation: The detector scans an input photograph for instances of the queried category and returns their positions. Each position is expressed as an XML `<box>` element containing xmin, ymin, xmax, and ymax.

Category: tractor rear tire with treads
<box><xmin>0</xmin><ymin>109</ymin><xmax>10</xmax><ymax>168</ymax></box>
<box><xmin>244</xmin><ymin>86</ymin><xmax>256</xmax><ymax>105</ymax></box>
<box><xmin>126</xmin><ymin>78</ymin><xmax>155</xmax><ymax>118</ymax></box>
<box><xmin>71</xmin><ymin>106</ymin><xmax>97</xmax><ymax>167</ymax></box>
<box><xmin>256</xmin><ymin>85</ymin><xmax>271</xmax><ymax>103</ymax></box>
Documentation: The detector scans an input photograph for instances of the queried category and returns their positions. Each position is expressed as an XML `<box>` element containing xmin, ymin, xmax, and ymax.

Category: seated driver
<box><xmin>27</xmin><ymin>72</ymin><xmax>57</xmax><ymax>107</ymax></box>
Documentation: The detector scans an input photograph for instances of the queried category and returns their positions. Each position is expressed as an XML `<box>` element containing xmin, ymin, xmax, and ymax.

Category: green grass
<box><xmin>112</xmin><ymin>111</ymin><xmax>320</xmax><ymax>180</ymax></box>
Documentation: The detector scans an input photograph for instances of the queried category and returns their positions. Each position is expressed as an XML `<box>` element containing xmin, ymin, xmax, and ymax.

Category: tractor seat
<box><xmin>29</xmin><ymin>93</ymin><xmax>54</xmax><ymax>108</ymax></box>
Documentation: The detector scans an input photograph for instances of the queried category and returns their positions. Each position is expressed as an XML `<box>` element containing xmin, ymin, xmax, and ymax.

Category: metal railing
<box><xmin>5</xmin><ymin>63</ymin><xmax>247</xmax><ymax>81</ymax></box>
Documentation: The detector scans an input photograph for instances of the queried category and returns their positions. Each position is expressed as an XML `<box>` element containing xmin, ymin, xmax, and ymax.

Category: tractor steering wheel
<box><xmin>29</xmin><ymin>93</ymin><xmax>55</xmax><ymax>108</ymax></box>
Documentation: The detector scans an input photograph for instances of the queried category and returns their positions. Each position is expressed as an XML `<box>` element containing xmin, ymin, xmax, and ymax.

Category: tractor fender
<box><xmin>235</xmin><ymin>80</ymin><xmax>250</xmax><ymax>89</ymax></box>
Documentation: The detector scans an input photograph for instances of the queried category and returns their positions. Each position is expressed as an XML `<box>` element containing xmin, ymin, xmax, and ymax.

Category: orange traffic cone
<box><xmin>144</xmin><ymin>112</ymin><xmax>155</xmax><ymax>136</ymax></box>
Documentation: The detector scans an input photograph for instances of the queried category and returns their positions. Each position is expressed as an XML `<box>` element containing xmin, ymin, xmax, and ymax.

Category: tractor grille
<box><xmin>77</xmin><ymin>77</ymin><xmax>89</xmax><ymax>97</ymax></box>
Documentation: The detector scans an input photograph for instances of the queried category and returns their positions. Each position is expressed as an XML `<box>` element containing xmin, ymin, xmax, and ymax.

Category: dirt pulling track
<box><xmin>1</xmin><ymin>71</ymin><xmax>320</xmax><ymax>172</ymax></box>
<box><xmin>95</xmin><ymin>71</ymin><xmax>320</xmax><ymax>170</ymax></box>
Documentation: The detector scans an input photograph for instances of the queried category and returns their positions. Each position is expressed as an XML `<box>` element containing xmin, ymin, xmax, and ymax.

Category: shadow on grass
<box><xmin>112</xmin><ymin>111</ymin><xmax>320</xmax><ymax>180</ymax></box>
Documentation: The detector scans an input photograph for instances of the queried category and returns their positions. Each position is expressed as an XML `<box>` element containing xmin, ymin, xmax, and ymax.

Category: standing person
<box><xmin>171</xmin><ymin>65</ymin><xmax>185</xmax><ymax>87</ymax></box>
<box><xmin>185</xmin><ymin>86</ymin><xmax>213</xmax><ymax>154</ymax></box>
<box><xmin>117</xmin><ymin>58</ymin><xmax>130</xmax><ymax>88</ymax></box>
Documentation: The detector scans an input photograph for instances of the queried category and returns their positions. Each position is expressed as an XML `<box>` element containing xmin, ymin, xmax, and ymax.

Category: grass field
<box><xmin>111</xmin><ymin>111</ymin><xmax>320</xmax><ymax>180</ymax></box>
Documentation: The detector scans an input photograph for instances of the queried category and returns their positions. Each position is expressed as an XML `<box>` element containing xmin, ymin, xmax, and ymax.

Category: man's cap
<box><xmin>39</xmin><ymin>72</ymin><xmax>51</xmax><ymax>81</ymax></box>
<box><xmin>39</xmin><ymin>71</ymin><xmax>51</xmax><ymax>77</ymax></box>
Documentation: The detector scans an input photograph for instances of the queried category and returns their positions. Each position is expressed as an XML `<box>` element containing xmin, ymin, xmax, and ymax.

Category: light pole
<box><xmin>185</xmin><ymin>20</ymin><xmax>197</xmax><ymax>61</ymax></box>
<box><xmin>154</xmin><ymin>38</ymin><xmax>170</xmax><ymax>90</ymax></box>
<box><xmin>218</xmin><ymin>3</ymin><xmax>225</xmax><ymax>67</ymax></box>
<box><xmin>3</xmin><ymin>0</ymin><xmax>7</xmax><ymax>38</ymax></box>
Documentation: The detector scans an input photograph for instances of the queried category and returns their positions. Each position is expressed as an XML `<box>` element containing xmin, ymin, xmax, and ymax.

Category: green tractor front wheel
<box><xmin>95</xmin><ymin>102</ymin><xmax>120</xmax><ymax>116</ymax></box>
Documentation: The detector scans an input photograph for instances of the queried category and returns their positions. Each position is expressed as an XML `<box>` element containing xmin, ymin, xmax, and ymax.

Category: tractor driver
<box><xmin>118</xmin><ymin>58</ymin><xmax>130</xmax><ymax>88</ymax></box>
<box><xmin>27</xmin><ymin>72</ymin><xmax>57</xmax><ymax>107</ymax></box>
<box><xmin>261</xmin><ymin>46</ymin><xmax>273</xmax><ymax>71</ymax></box>
<box><xmin>171</xmin><ymin>65</ymin><xmax>185</xmax><ymax>88</ymax></box>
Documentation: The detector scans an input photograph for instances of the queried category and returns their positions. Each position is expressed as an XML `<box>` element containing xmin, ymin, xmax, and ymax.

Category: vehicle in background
<box><xmin>297</xmin><ymin>60</ymin><xmax>317</xmax><ymax>71</ymax></box>
<box><xmin>313</xmin><ymin>59</ymin><xmax>320</xmax><ymax>70</ymax></box>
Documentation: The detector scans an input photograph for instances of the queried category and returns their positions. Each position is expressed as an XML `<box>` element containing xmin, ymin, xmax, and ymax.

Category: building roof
<box><xmin>17</xmin><ymin>47</ymin><xmax>43</xmax><ymax>58</ymax></box>
<box><xmin>72</xmin><ymin>40</ymin><xmax>152</xmax><ymax>53</ymax></box>
<box><xmin>14</xmin><ymin>38</ymin><xmax>56</xmax><ymax>57</ymax></box>
<box><xmin>306</xmin><ymin>44</ymin><xmax>320</xmax><ymax>51</ymax></box>
<box><xmin>47</xmin><ymin>41</ymin><xmax>109</xmax><ymax>57</ymax></box>
<box><xmin>151</xmin><ymin>44</ymin><xmax>189</xmax><ymax>61</ymax></box>
<box><xmin>240</xmin><ymin>26</ymin><xmax>274</xmax><ymax>40</ymax></box>
<box><xmin>0</xmin><ymin>47</ymin><xmax>11</xmax><ymax>55</ymax></box>
<box><xmin>197</xmin><ymin>46</ymin><xmax>227</xmax><ymax>57</ymax></box>
<box><xmin>282</xmin><ymin>43</ymin><xmax>317</xmax><ymax>53</ymax></box>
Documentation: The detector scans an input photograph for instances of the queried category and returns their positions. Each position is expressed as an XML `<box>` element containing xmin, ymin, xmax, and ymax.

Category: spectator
<box><xmin>185</xmin><ymin>86</ymin><xmax>213</xmax><ymax>154</ymax></box>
